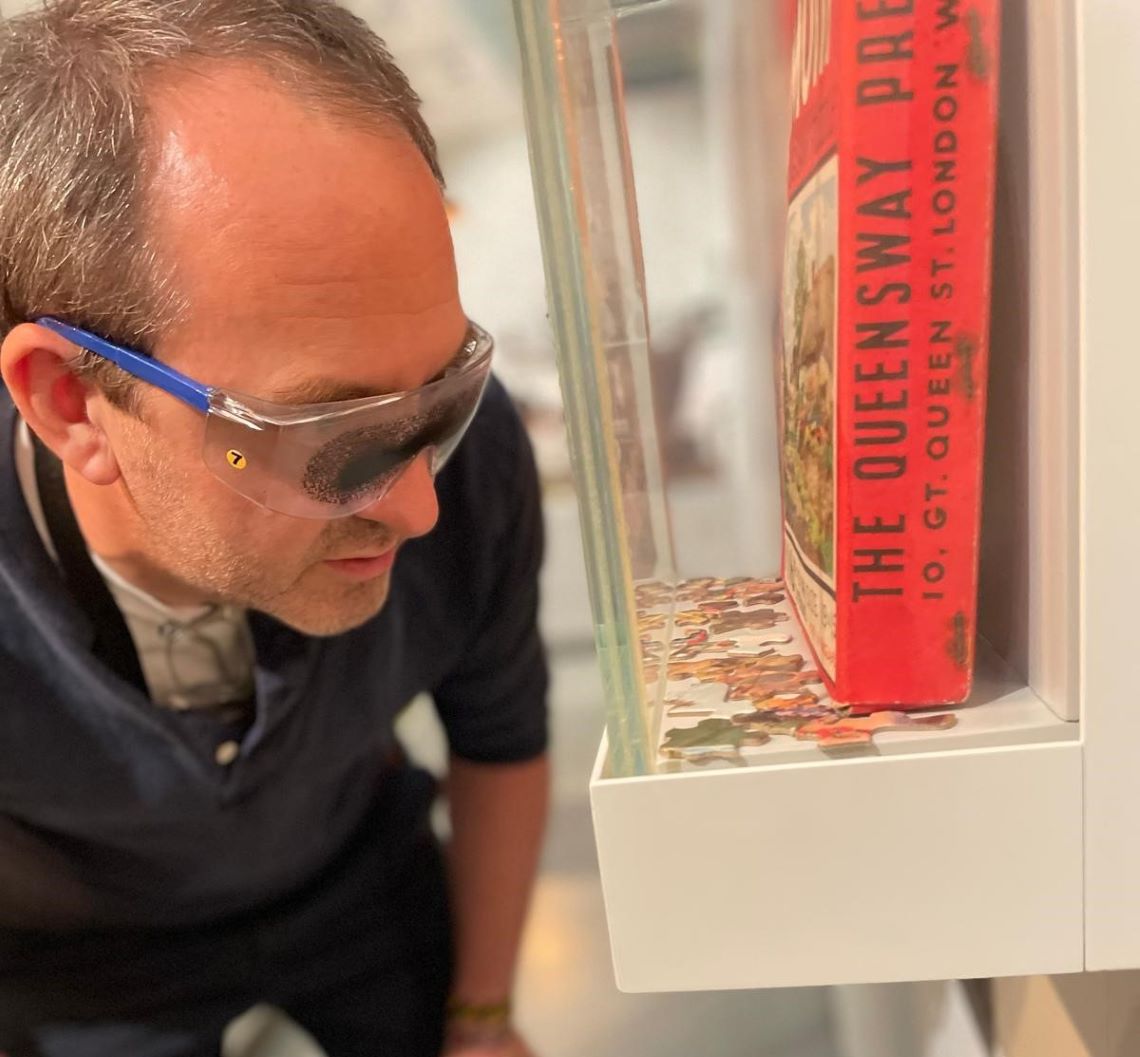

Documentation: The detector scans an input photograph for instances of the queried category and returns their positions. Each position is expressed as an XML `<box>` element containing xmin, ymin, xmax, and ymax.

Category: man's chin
<box><xmin>263</xmin><ymin>574</ymin><xmax>393</xmax><ymax>638</ymax></box>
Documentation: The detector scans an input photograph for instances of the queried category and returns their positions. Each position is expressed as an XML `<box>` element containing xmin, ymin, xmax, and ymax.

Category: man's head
<box><xmin>0</xmin><ymin>0</ymin><xmax>469</xmax><ymax>635</ymax></box>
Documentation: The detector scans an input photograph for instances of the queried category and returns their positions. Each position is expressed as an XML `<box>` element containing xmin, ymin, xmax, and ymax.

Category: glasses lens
<box><xmin>302</xmin><ymin>431</ymin><xmax>414</xmax><ymax>507</ymax></box>
<box><xmin>202</xmin><ymin>349</ymin><xmax>490</xmax><ymax>519</ymax></box>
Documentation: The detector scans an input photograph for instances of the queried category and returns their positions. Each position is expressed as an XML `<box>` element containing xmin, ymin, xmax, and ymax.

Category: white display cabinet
<box><xmin>512</xmin><ymin>0</ymin><xmax>1140</xmax><ymax>991</ymax></box>
<box><xmin>1079</xmin><ymin>0</ymin><xmax>1140</xmax><ymax>975</ymax></box>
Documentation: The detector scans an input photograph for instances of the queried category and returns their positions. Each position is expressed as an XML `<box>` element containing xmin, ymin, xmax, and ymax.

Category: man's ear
<box><xmin>1</xmin><ymin>322</ymin><xmax>122</xmax><ymax>486</ymax></box>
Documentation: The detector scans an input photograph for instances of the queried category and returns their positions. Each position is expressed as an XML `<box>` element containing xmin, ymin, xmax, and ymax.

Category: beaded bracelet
<box><xmin>445</xmin><ymin>998</ymin><xmax>512</xmax><ymax>1025</ymax></box>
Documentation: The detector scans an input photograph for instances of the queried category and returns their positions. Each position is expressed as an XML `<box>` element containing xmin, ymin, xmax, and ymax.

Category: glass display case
<box><xmin>512</xmin><ymin>0</ymin><xmax>1075</xmax><ymax>780</ymax></box>
<box><xmin>508</xmin><ymin>0</ymin><xmax>1140</xmax><ymax>993</ymax></box>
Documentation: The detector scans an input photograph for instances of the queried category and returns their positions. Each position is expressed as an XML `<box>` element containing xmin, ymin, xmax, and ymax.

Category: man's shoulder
<box><xmin>454</xmin><ymin>374</ymin><xmax>529</xmax><ymax>470</ymax></box>
<box><xmin>394</xmin><ymin>375</ymin><xmax>538</xmax><ymax>601</ymax></box>
<box><xmin>433</xmin><ymin>373</ymin><xmax>535</xmax><ymax>534</ymax></box>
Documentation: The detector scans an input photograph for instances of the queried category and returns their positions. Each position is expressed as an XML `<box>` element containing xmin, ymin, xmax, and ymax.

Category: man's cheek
<box><xmin>257</xmin><ymin>525</ymin><xmax>325</xmax><ymax>567</ymax></box>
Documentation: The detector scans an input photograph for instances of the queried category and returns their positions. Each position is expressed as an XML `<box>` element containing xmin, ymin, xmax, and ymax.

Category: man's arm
<box><xmin>429</xmin><ymin>382</ymin><xmax>551</xmax><ymax>1052</ymax></box>
<box><xmin>444</xmin><ymin>751</ymin><xmax>550</xmax><ymax>1053</ymax></box>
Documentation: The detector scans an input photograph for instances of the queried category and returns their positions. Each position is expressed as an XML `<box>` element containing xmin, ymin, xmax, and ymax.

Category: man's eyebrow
<box><xmin>268</xmin><ymin>379</ymin><xmax>383</xmax><ymax>405</ymax></box>
<box><xmin>266</xmin><ymin>329</ymin><xmax>474</xmax><ymax>406</ymax></box>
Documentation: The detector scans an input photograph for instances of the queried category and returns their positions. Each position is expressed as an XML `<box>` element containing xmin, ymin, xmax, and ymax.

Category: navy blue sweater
<box><xmin>0</xmin><ymin>378</ymin><xmax>548</xmax><ymax>930</ymax></box>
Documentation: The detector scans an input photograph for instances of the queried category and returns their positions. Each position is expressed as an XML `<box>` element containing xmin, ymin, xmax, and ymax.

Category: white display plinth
<box><xmin>590</xmin><ymin>718</ymin><xmax>1082</xmax><ymax>992</ymax></box>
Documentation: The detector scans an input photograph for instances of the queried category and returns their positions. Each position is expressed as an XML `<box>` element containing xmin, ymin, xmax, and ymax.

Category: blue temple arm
<box><xmin>36</xmin><ymin>317</ymin><xmax>211</xmax><ymax>414</ymax></box>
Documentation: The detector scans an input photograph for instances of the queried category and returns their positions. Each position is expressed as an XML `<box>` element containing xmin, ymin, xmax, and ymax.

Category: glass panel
<box><xmin>514</xmin><ymin>0</ymin><xmax>790</xmax><ymax>776</ymax></box>
<box><xmin>514</xmin><ymin>0</ymin><xmax>675</xmax><ymax>775</ymax></box>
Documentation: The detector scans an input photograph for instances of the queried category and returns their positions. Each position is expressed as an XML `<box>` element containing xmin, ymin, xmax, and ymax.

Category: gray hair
<box><xmin>0</xmin><ymin>0</ymin><xmax>442</xmax><ymax>404</ymax></box>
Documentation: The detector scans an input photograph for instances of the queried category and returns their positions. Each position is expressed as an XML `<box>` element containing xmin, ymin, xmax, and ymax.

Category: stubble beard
<box><xmin>132</xmin><ymin>467</ymin><xmax>399</xmax><ymax>636</ymax></box>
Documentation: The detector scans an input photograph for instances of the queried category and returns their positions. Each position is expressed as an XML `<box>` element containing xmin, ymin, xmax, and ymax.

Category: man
<box><xmin>0</xmin><ymin>2</ymin><xmax>549</xmax><ymax>1055</ymax></box>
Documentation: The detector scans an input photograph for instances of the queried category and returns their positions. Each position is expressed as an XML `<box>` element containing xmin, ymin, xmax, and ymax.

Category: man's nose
<box><xmin>355</xmin><ymin>451</ymin><xmax>439</xmax><ymax>538</ymax></box>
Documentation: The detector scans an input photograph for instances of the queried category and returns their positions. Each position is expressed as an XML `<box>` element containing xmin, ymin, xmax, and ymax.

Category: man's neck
<box><xmin>64</xmin><ymin>464</ymin><xmax>214</xmax><ymax>609</ymax></box>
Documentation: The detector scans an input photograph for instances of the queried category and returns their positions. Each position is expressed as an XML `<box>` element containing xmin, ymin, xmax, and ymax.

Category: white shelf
<box><xmin>591</xmin><ymin>723</ymin><xmax>1083</xmax><ymax>992</ymax></box>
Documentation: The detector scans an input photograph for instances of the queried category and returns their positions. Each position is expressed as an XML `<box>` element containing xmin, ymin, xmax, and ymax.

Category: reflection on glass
<box><xmin>513</xmin><ymin>0</ymin><xmax>791</xmax><ymax>774</ymax></box>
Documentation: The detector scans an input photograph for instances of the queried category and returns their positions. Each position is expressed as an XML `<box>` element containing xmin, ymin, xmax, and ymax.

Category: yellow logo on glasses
<box><xmin>226</xmin><ymin>450</ymin><xmax>248</xmax><ymax>471</ymax></box>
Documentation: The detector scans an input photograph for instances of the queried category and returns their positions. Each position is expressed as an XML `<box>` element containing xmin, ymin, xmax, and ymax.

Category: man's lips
<box><xmin>322</xmin><ymin>548</ymin><xmax>398</xmax><ymax>580</ymax></box>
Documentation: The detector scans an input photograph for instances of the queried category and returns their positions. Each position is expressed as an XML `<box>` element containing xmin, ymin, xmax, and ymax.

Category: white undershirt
<box><xmin>14</xmin><ymin>419</ymin><xmax>255</xmax><ymax>710</ymax></box>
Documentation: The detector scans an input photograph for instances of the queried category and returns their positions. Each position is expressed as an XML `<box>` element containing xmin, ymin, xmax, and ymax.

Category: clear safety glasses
<box><xmin>37</xmin><ymin>317</ymin><xmax>494</xmax><ymax>519</ymax></box>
